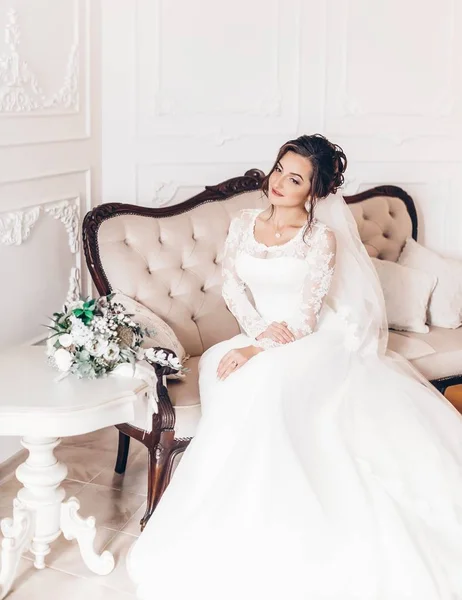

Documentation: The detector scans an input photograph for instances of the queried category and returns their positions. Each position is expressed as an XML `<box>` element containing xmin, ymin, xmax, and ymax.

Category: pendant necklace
<box><xmin>273</xmin><ymin>220</ymin><xmax>284</xmax><ymax>239</ymax></box>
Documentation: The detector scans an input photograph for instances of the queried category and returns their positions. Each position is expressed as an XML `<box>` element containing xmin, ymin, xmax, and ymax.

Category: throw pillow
<box><xmin>112</xmin><ymin>291</ymin><xmax>188</xmax><ymax>379</ymax></box>
<box><xmin>398</xmin><ymin>238</ymin><xmax>462</xmax><ymax>329</ymax></box>
<box><xmin>371</xmin><ymin>257</ymin><xmax>437</xmax><ymax>333</ymax></box>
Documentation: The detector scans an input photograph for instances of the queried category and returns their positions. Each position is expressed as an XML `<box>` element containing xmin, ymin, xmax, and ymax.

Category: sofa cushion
<box><xmin>167</xmin><ymin>356</ymin><xmax>201</xmax><ymax>408</ymax></box>
<box><xmin>371</xmin><ymin>258</ymin><xmax>436</xmax><ymax>333</ymax></box>
<box><xmin>398</xmin><ymin>238</ymin><xmax>462</xmax><ymax>329</ymax></box>
<box><xmin>97</xmin><ymin>190</ymin><xmax>268</xmax><ymax>357</ymax></box>
<box><xmin>112</xmin><ymin>291</ymin><xmax>188</xmax><ymax>380</ymax></box>
<box><xmin>347</xmin><ymin>195</ymin><xmax>413</xmax><ymax>261</ymax></box>
<box><xmin>388</xmin><ymin>327</ymin><xmax>462</xmax><ymax>381</ymax></box>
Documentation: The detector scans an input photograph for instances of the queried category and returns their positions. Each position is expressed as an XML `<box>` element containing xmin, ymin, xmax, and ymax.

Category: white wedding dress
<box><xmin>127</xmin><ymin>198</ymin><xmax>462</xmax><ymax>600</ymax></box>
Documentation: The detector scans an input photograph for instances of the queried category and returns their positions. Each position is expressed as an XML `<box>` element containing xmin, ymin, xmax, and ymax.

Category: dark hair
<box><xmin>261</xmin><ymin>133</ymin><xmax>347</xmax><ymax>235</ymax></box>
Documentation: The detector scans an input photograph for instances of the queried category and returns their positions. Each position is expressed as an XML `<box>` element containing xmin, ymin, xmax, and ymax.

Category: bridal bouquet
<box><xmin>46</xmin><ymin>294</ymin><xmax>185</xmax><ymax>380</ymax></box>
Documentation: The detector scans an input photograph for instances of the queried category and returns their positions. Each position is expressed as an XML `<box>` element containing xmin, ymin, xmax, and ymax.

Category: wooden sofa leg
<box><xmin>140</xmin><ymin>435</ymin><xmax>190</xmax><ymax>531</ymax></box>
<box><xmin>114</xmin><ymin>430</ymin><xmax>131</xmax><ymax>474</ymax></box>
<box><xmin>140</xmin><ymin>443</ymin><xmax>167</xmax><ymax>531</ymax></box>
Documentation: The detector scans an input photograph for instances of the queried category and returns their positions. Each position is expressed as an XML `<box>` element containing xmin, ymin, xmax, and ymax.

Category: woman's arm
<box><xmin>254</xmin><ymin>225</ymin><xmax>337</xmax><ymax>350</ymax></box>
<box><xmin>222</xmin><ymin>214</ymin><xmax>269</xmax><ymax>338</ymax></box>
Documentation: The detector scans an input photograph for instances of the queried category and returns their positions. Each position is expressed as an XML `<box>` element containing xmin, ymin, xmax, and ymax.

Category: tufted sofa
<box><xmin>82</xmin><ymin>170</ymin><xmax>462</xmax><ymax>530</ymax></box>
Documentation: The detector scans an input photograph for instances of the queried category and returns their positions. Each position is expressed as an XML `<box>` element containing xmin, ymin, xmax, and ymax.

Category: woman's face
<box><xmin>268</xmin><ymin>150</ymin><xmax>313</xmax><ymax>209</ymax></box>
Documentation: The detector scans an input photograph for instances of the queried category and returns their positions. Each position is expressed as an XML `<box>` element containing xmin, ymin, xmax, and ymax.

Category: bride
<box><xmin>127</xmin><ymin>134</ymin><xmax>462</xmax><ymax>599</ymax></box>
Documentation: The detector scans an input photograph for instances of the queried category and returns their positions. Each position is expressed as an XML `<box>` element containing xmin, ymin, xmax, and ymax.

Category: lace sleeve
<box><xmin>254</xmin><ymin>225</ymin><xmax>337</xmax><ymax>350</ymax></box>
<box><xmin>222</xmin><ymin>213</ymin><xmax>268</xmax><ymax>338</ymax></box>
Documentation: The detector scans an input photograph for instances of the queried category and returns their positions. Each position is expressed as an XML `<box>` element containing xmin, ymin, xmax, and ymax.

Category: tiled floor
<box><xmin>2</xmin><ymin>385</ymin><xmax>462</xmax><ymax>599</ymax></box>
<box><xmin>0</xmin><ymin>427</ymin><xmax>148</xmax><ymax>599</ymax></box>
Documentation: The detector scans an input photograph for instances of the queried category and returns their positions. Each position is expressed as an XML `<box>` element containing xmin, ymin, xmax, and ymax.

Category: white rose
<box><xmin>85</xmin><ymin>338</ymin><xmax>109</xmax><ymax>357</ymax></box>
<box><xmin>58</xmin><ymin>333</ymin><xmax>73</xmax><ymax>348</ymax></box>
<box><xmin>54</xmin><ymin>348</ymin><xmax>73</xmax><ymax>372</ymax></box>
<box><xmin>103</xmin><ymin>343</ymin><xmax>120</xmax><ymax>362</ymax></box>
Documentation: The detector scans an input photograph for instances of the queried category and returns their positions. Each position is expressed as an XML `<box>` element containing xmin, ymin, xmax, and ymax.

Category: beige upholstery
<box><xmin>98</xmin><ymin>190</ymin><xmax>268</xmax><ymax>357</ymax></box>
<box><xmin>168</xmin><ymin>357</ymin><xmax>201</xmax><ymax>438</ymax></box>
<box><xmin>128</xmin><ymin>357</ymin><xmax>201</xmax><ymax>438</ymax></box>
<box><xmin>97</xmin><ymin>188</ymin><xmax>460</xmax><ymax>438</ymax></box>
<box><xmin>389</xmin><ymin>328</ymin><xmax>462</xmax><ymax>381</ymax></box>
<box><xmin>348</xmin><ymin>195</ymin><xmax>413</xmax><ymax>261</ymax></box>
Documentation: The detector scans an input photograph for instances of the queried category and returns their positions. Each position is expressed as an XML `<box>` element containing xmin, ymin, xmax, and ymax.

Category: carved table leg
<box><xmin>0</xmin><ymin>436</ymin><xmax>115</xmax><ymax>599</ymax></box>
<box><xmin>0</xmin><ymin>499</ymin><xmax>34</xmax><ymax>600</ymax></box>
<box><xmin>60</xmin><ymin>498</ymin><xmax>114</xmax><ymax>575</ymax></box>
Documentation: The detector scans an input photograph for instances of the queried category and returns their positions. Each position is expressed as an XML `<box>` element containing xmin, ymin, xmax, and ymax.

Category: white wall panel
<box><xmin>136</xmin><ymin>0</ymin><xmax>301</xmax><ymax>139</ymax></box>
<box><xmin>102</xmin><ymin>0</ymin><xmax>462</xmax><ymax>262</ymax></box>
<box><xmin>0</xmin><ymin>0</ymin><xmax>100</xmax><ymax>465</ymax></box>
<box><xmin>0</xmin><ymin>0</ymin><xmax>91</xmax><ymax>145</ymax></box>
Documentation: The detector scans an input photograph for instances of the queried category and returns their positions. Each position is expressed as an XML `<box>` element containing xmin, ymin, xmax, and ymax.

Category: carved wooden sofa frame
<box><xmin>82</xmin><ymin>170</ymin><xmax>462</xmax><ymax>530</ymax></box>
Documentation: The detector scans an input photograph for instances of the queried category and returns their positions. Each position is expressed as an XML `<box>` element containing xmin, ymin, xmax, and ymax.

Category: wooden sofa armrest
<box><xmin>148</xmin><ymin>346</ymin><xmax>180</xmax><ymax>433</ymax></box>
<box><xmin>116</xmin><ymin>345</ymin><xmax>179</xmax><ymax>442</ymax></box>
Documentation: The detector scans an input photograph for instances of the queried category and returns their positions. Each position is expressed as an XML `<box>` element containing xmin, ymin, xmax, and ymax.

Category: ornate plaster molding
<box><xmin>0</xmin><ymin>198</ymin><xmax>80</xmax><ymax>252</ymax></box>
<box><xmin>0</xmin><ymin>206</ymin><xmax>40</xmax><ymax>245</ymax></box>
<box><xmin>66</xmin><ymin>266</ymin><xmax>81</xmax><ymax>305</ymax></box>
<box><xmin>44</xmin><ymin>199</ymin><xmax>80</xmax><ymax>253</ymax></box>
<box><xmin>0</xmin><ymin>9</ymin><xmax>79</xmax><ymax>113</ymax></box>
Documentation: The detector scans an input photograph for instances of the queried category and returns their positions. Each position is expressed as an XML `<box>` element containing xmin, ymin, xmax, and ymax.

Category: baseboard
<box><xmin>0</xmin><ymin>448</ymin><xmax>27</xmax><ymax>485</ymax></box>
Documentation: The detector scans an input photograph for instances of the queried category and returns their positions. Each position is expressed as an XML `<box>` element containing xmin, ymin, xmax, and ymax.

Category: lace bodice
<box><xmin>222</xmin><ymin>209</ymin><xmax>337</xmax><ymax>349</ymax></box>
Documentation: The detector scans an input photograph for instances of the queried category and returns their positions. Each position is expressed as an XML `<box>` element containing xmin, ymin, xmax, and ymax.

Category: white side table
<box><xmin>0</xmin><ymin>345</ymin><xmax>152</xmax><ymax>599</ymax></box>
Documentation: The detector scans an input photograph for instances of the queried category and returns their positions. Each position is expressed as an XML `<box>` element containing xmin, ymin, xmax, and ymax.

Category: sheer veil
<box><xmin>313</xmin><ymin>192</ymin><xmax>451</xmax><ymax>398</ymax></box>
<box><xmin>312</xmin><ymin>192</ymin><xmax>389</xmax><ymax>357</ymax></box>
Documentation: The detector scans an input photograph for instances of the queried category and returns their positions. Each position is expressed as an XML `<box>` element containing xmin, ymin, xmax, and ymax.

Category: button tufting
<box><xmin>124</xmin><ymin>238</ymin><xmax>129</xmax><ymax>245</ymax></box>
<box><xmin>383</xmin><ymin>232</ymin><xmax>390</xmax><ymax>239</ymax></box>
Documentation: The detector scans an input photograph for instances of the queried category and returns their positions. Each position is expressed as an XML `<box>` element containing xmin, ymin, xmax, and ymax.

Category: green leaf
<box><xmin>47</xmin><ymin>331</ymin><xmax>61</xmax><ymax>339</ymax></box>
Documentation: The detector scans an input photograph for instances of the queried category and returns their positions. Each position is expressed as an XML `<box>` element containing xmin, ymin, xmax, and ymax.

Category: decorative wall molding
<box><xmin>134</xmin><ymin>0</ymin><xmax>301</xmax><ymax>140</ymax></box>
<box><xmin>144</xmin><ymin>0</ymin><xmax>283</xmax><ymax>119</ymax></box>
<box><xmin>339</xmin><ymin>0</ymin><xmax>455</xmax><ymax>119</ymax></box>
<box><xmin>44</xmin><ymin>198</ymin><xmax>80</xmax><ymax>253</ymax></box>
<box><xmin>0</xmin><ymin>197</ymin><xmax>80</xmax><ymax>253</ymax></box>
<box><xmin>151</xmin><ymin>181</ymin><xmax>179</xmax><ymax>206</ymax></box>
<box><xmin>0</xmin><ymin>206</ymin><xmax>40</xmax><ymax>245</ymax></box>
<box><xmin>66</xmin><ymin>267</ymin><xmax>81</xmax><ymax>305</ymax></box>
<box><xmin>0</xmin><ymin>9</ymin><xmax>79</xmax><ymax>113</ymax></box>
